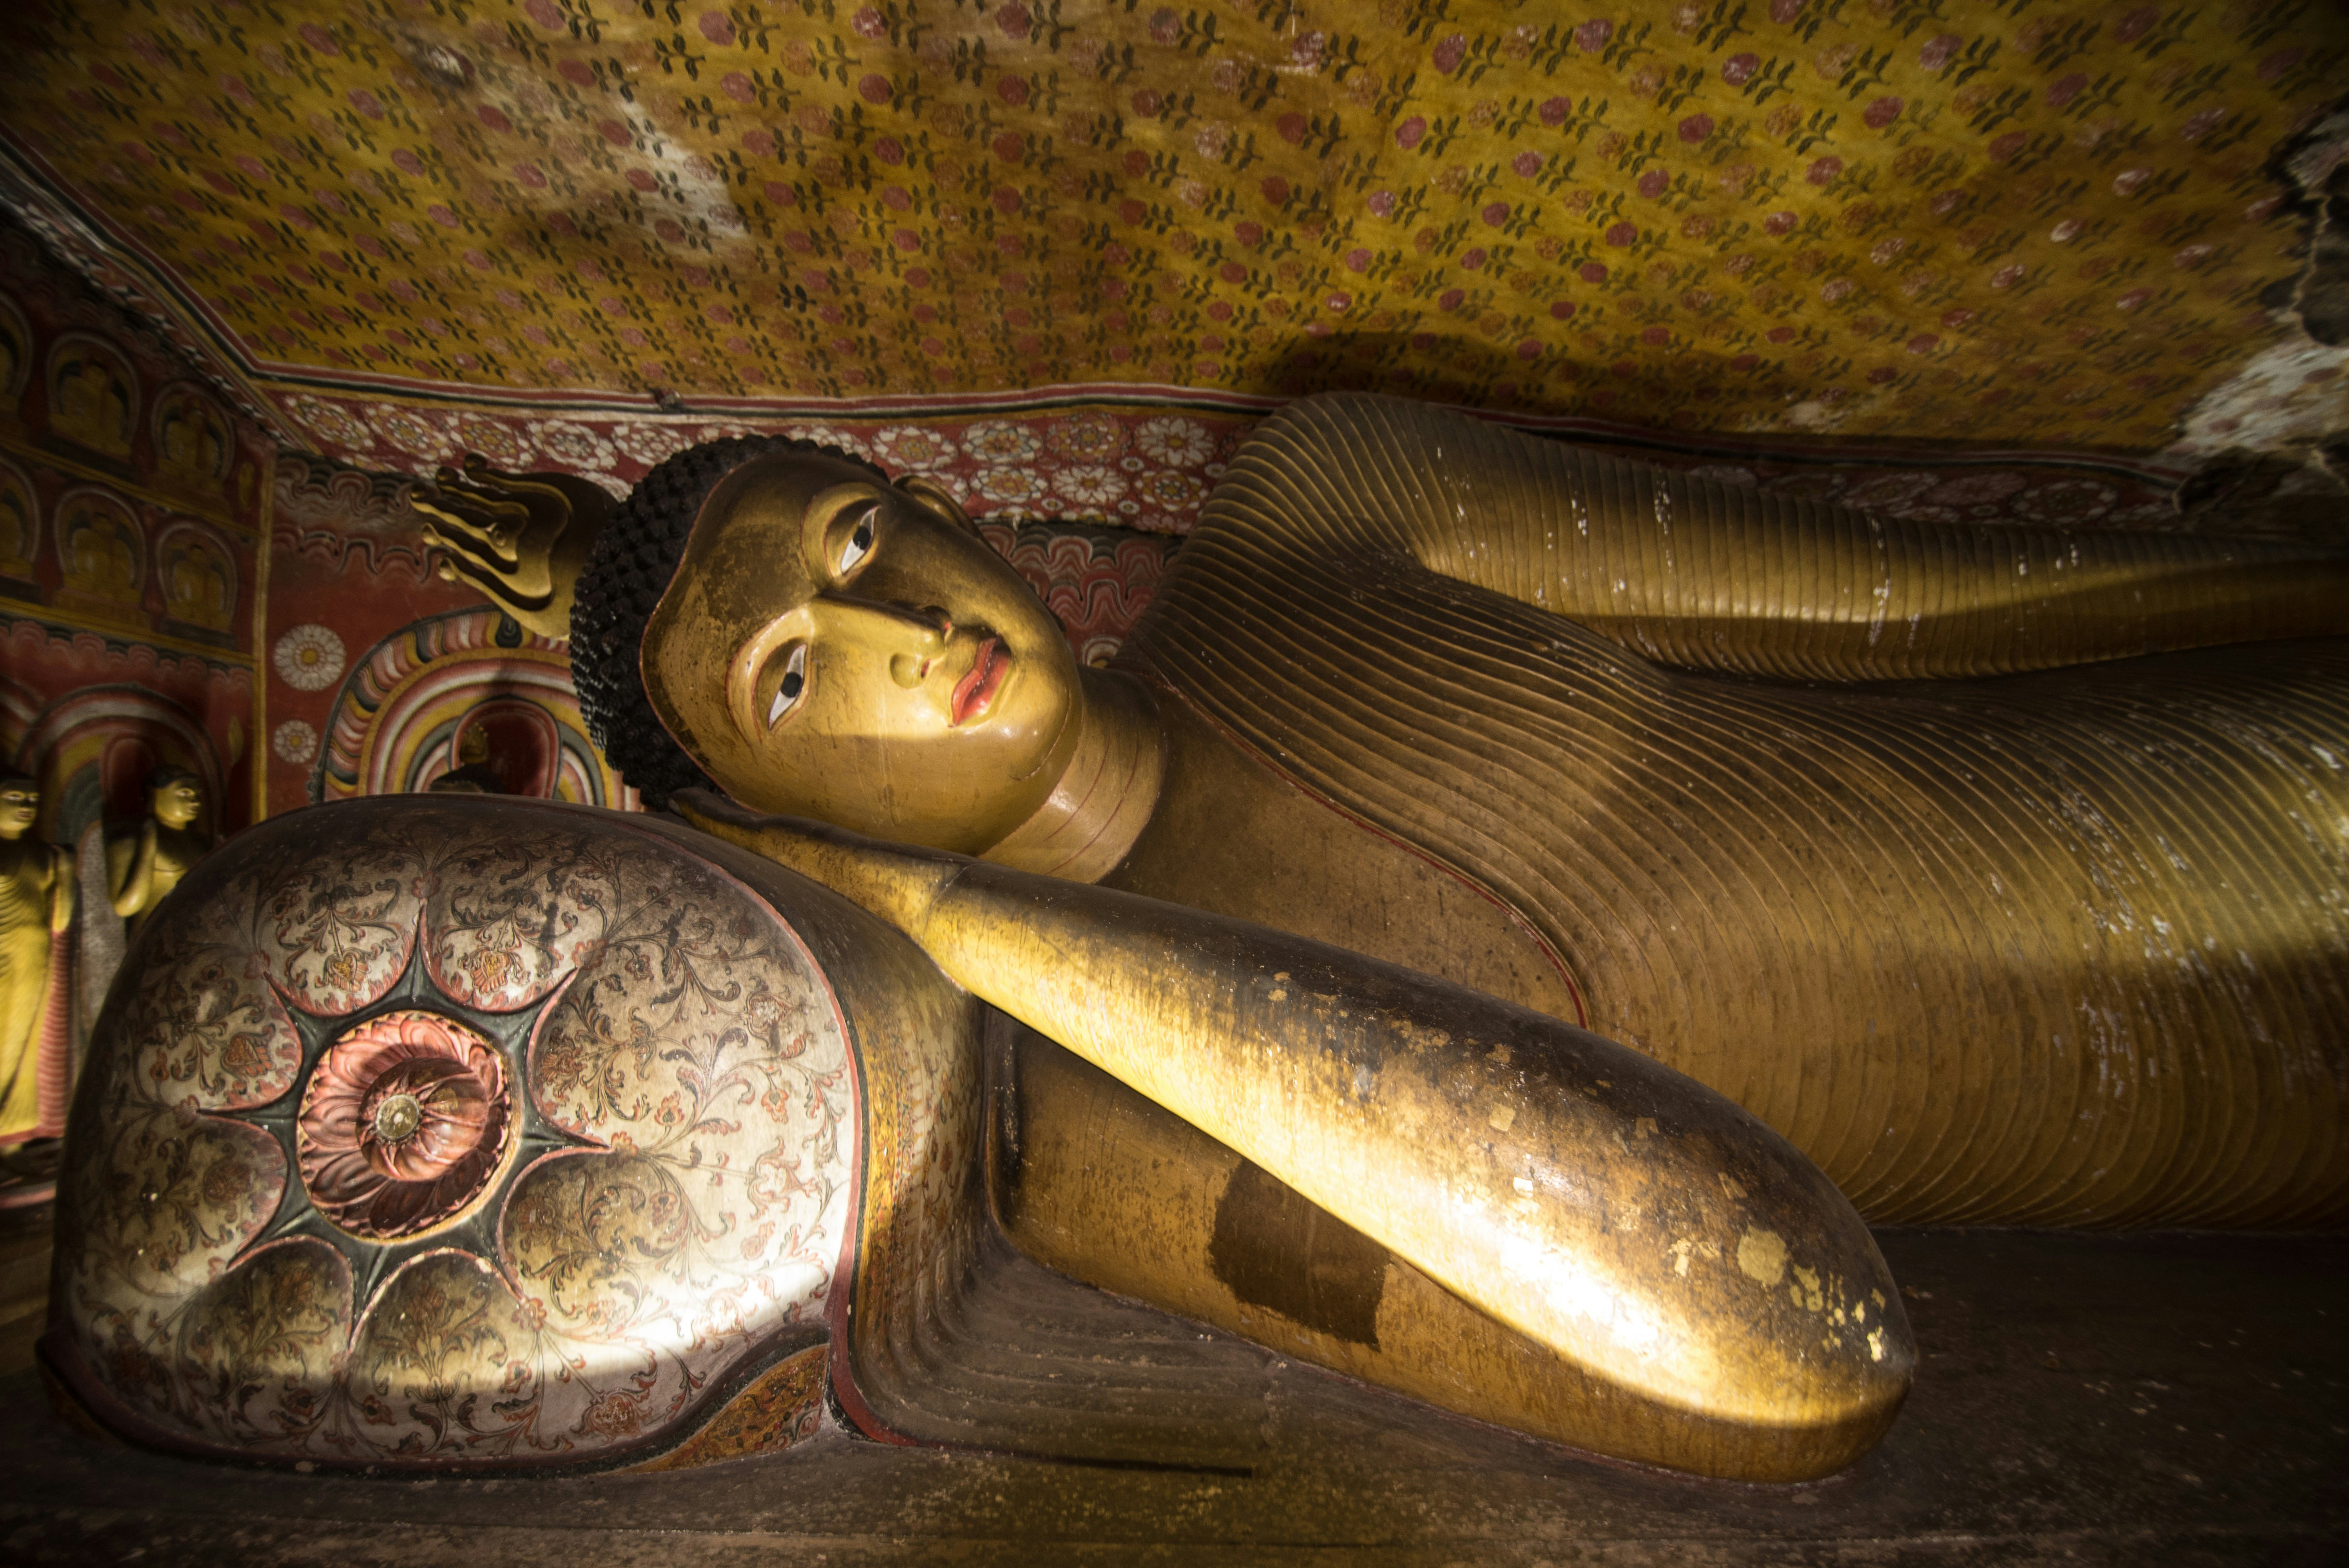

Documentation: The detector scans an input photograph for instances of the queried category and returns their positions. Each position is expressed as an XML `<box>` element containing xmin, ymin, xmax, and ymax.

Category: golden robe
<box><xmin>0</xmin><ymin>840</ymin><xmax>71</xmax><ymax>1142</ymax></box>
<box><xmin>1116</xmin><ymin>394</ymin><xmax>2348</xmax><ymax>1227</ymax></box>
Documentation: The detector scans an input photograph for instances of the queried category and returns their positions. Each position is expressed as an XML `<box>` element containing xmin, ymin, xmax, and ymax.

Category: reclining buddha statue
<box><xmin>559</xmin><ymin>391</ymin><xmax>2348</xmax><ymax>1238</ymax></box>
<box><xmin>58</xmin><ymin>392</ymin><xmax>2339</xmax><ymax>1486</ymax></box>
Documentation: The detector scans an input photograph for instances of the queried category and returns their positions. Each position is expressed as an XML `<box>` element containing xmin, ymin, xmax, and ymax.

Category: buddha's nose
<box><xmin>825</xmin><ymin>598</ymin><xmax>952</xmax><ymax>686</ymax></box>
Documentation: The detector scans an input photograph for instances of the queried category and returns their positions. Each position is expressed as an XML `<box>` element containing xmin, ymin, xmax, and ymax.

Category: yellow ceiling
<box><xmin>2</xmin><ymin>1</ymin><xmax>2340</xmax><ymax>451</ymax></box>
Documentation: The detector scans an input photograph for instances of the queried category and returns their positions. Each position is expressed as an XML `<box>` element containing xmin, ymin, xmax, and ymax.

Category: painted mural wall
<box><xmin>0</xmin><ymin>225</ymin><xmax>269</xmax><ymax>825</ymax></box>
<box><xmin>0</xmin><ymin>215</ymin><xmax>274</xmax><ymax>1140</ymax></box>
<box><xmin>262</xmin><ymin>451</ymin><xmax>636</xmax><ymax>819</ymax></box>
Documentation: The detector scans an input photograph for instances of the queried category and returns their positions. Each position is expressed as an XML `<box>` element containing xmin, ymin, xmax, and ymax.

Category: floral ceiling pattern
<box><xmin>0</xmin><ymin>0</ymin><xmax>2339</xmax><ymax>457</ymax></box>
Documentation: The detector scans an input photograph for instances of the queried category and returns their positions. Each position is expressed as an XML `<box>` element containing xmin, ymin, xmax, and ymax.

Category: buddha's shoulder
<box><xmin>1106</xmin><ymin>695</ymin><xmax>1585</xmax><ymax>1026</ymax></box>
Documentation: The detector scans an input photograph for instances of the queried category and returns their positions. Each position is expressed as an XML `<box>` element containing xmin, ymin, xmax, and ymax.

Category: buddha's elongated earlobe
<box><xmin>896</xmin><ymin>474</ymin><xmax>978</xmax><ymax>533</ymax></box>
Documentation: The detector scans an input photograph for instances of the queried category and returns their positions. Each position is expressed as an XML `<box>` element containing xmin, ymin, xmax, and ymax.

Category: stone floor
<box><xmin>0</xmin><ymin>1201</ymin><xmax>49</xmax><ymax>1389</ymax></box>
<box><xmin>0</xmin><ymin>1225</ymin><xmax>2341</xmax><ymax>1565</ymax></box>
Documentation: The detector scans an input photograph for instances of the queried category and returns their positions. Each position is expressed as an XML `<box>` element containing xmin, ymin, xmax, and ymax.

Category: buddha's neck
<box><xmin>982</xmin><ymin>666</ymin><xmax>1165</xmax><ymax>883</ymax></box>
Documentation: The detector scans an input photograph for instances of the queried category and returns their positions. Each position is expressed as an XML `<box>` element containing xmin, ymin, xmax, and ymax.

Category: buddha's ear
<box><xmin>894</xmin><ymin>474</ymin><xmax>977</xmax><ymax>533</ymax></box>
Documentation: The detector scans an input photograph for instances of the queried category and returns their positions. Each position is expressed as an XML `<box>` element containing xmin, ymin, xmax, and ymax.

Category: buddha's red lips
<box><xmin>950</xmin><ymin>637</ymin><xmax>1009</xmax><ymax>726</ymax></box>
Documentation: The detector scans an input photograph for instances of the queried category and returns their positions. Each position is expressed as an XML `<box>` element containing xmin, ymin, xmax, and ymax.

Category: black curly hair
<box><xmin>570</xmin><ymin>435</ymin><xmax>891</xmax><ymax>811</ymax></box>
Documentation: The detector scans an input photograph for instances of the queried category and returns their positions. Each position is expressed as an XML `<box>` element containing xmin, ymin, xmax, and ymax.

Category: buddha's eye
<box><xmin>837</xmin><ymin>506</ymin><xmax>878</xmax><ymax>575</ymax></box>
<box><xmin>766</xmin><ymin>643</ymin><xmax>809</xmax><ymax>728</ymax></box>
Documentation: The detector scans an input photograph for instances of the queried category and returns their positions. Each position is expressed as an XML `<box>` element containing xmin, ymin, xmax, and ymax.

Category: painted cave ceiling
<box><xmin>0</xmin><ymin>0</ymin><xmax>2342</xmax><ymax>477</ymax></box>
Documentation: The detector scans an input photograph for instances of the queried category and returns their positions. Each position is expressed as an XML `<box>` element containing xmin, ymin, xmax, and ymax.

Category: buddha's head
<box><xmin>146</xmin><ymin>766</ymin><xmax>203</xmax><ymax>831</ymax></box>
<box><xmin>0</xmin><ymin>774</ymin><xmax>36</xmax><ymax>840</ymax></box>
<box><xmin>573</xmin><ymin>439</ymin><xmax>1080</xmax><ymax>852</ymax></box>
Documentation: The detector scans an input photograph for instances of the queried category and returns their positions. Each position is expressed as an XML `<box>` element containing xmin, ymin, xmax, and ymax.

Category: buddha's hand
<box><xmin>672</xmin><ymin>788</ymin><xmax>967</xmax><ymax>938</ymax></box>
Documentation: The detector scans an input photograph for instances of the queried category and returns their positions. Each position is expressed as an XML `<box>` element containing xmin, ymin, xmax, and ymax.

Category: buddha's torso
<box><xmin>0</xmin><ymin>838</ymin><xmax>60</xmax><ymax>953</ymax></box>
<box><xmin>1099</xmin><ymin>405</ymin><xmax>2349</xmax><ymax>1229</ymax></box>
<box><xmin>1106</xmin><ymin>697</ymin><xmax>1584</xmax><ymax>1027</ymax></box>
<box><xmin>0</xmin><ymin>836</ymin><xmax>64</xmax><ymax>1131</ymax></box>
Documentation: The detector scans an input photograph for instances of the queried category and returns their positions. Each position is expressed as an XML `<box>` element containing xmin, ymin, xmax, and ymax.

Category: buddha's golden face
<box><xmin>0</xmin><ymin>784</ymin><xmax>35</xmax><ymax>839</ymax></box>
<box><xmin>642</xmin><ymin>453</ymin><xmax>1081</xmax><ymax>852</ymax></box>
<box><xmin>152</xmin><ymin>780</ymin><xmax>203</xmax><ymax>830</ymax></box>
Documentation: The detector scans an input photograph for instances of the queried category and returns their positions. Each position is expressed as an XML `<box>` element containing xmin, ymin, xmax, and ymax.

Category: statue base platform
<box><xmin>0</xmin><ymin>1226</ymin><xmax>2339</xmax><ymax>1564</ymax></box>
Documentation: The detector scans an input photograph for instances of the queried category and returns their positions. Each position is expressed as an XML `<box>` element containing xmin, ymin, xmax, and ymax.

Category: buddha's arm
<box><xmin>106</xmin><ymin>827</ymin><xmax>153</xmax><ymax>919</ymax></box>
<box><xmin>676</xmin><ymin>790</ymin><xmax>1910</xmax><ymax>1434</ymax></box>
<box><xmin>48</xmin><ymin>846</ymin><xmax>74</xmax><ymax>933</ymax></box>
<box><xmin>1218</xmin><ymin>393</ymin><xmax>2346</xmax><ymax>681</ymax></box>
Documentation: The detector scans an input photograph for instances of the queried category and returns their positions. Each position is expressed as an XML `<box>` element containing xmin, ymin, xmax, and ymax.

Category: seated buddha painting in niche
<box><xmin>0</xmin><ymin>300</ymin><xmax>27</xmax><ymax>414</ymax></box>
<box><xmin>0</xmin><ymin>465</ymin><xmax>34</xmax><ymax>582</ymax></box>
<box><xmin>571</xmin><ymin>393</ymin><xmax>2349</xmax><ymax>1237</ymax></box>
<box><xmin>56</xmin><ymin>493</ymin><xmax>142</xmax><ymax>615</ymax></box>
<box><xmin>152</xmin><ymin>386</ymin><xmax>231</xmax><ymax>495</ymax></box>
<box><xmin>46</xmin><ymin>338</ymin><xmax>135</xmax><ymax>459</ymax></box>
<box><xmin>157</xmin><ymin>524</ymin><xmax>235</xmax><ymax>633</ymax></box>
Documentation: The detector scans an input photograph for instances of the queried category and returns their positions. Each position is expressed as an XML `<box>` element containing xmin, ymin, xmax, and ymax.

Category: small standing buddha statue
<box><xmin>0</xmin><ymin>774</ymin><xmax>73</xmax><ymax>1144</ymax></box>
<box><xmin>106</xmin><ymin>767</ymin><xmax>209</xmax><ymax>944</ymax></box>
<box><xmin>425</xmin><ymin>724</ymin><xmax>505</xmax><ymax>795</ymax></box>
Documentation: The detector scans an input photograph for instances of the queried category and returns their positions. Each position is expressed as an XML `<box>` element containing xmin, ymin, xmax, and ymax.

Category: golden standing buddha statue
<box><xmin>0</xmin><ymin>774</ymin><xmax>74</xmax><ymax>1143</ymax></box>
<box><xmin>106</xmin><ymin>767</ymin><xmax>209</xmax><ymax>943</ymax></box>
<box><xmin>424</xmin><ymin>722</ymin><xmax>504</xmax><ymax>795</ymax></box>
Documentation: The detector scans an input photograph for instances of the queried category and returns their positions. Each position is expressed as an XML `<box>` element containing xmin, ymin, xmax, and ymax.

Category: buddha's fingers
<box><xmin>911</xmin><ymin>860</ymin><xmax>1913</xmax><ymax>1440</ymax></box>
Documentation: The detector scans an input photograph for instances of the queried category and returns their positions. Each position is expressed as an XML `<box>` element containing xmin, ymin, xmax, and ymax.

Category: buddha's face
<box><xmin>152</xmin><ymin>780</ymin><xmax>203</xmax><ymax>830</ymax></box>
<box><xmin>643</xmin><ymin>453</ymin><xmax>1081</xmax><ymax>852</ymax></box>
<box><xmin>0</xmin><ymin>783</ymin><xmax>35</xmax><ymax>840</ymax></box>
